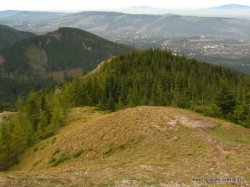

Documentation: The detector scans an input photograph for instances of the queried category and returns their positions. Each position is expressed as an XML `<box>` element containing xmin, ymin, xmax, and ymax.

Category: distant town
<box><xmin>160</xmin><ymin>36</ymin><xmax>250</xmax><ymax>58</ymax></box>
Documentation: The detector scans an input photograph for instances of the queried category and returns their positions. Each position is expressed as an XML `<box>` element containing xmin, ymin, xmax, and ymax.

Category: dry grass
<box><xmin>1</xmin><ymin>106</ymin><xmax>250</xmax><ymax>186</ymax></box>
<box><xmin>25</xmin><ymin>45</ymin><xmax>48</xmax><ymax>77</ymax></box>
<box><xmin>50</xmin><ymin>68</ymin><xmax>83</xmax><ymax>82</ymax></box>
<box><xmin>0</xmin><ymin>55</ymin><xmax>5</xmax><ymax>65</ymax></box>
<box><xmin>0</xmin><ymin>111</ymin><xmax>16</xmax><ymax>123</ymax></box>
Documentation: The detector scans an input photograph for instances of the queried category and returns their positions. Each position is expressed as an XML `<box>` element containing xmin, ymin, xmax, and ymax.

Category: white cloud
<box><xmin>0</xmin><ymin>0</ymin><xmax>250</xmax><ymax>11</ymax></box>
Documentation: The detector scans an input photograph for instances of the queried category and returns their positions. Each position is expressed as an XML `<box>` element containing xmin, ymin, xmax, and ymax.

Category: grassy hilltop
<box><xmin>1</xmin><ymin>106</ymin><xmax>250</xmax><ymax>186</ymax></box>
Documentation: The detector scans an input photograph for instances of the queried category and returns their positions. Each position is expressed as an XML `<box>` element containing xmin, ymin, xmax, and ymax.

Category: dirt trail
<box><xmin>168</xmin><ymin>115</ymin><xmax>218</xmax><ymax>130</ymax></box>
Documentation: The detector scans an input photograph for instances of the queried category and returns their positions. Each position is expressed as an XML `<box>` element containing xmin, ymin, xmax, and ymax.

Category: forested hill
<box><xmin>0</xmin><ymin>24</ymin><xmax>35</xmax><ymax>49</ymax></box>
<box><xmin>1</xmin><ymin>49</ymin><xmax>250</xmax><ymax>171</ymax></box>
<box><xmin>0</xmin><ymin>27</ymin><xmax>132</xmax><ymax>109</ymax></box>
<box><xmin>61</xmin><ymin>49</ymin><xmax>250</xmax><ymax>127</ymax></box>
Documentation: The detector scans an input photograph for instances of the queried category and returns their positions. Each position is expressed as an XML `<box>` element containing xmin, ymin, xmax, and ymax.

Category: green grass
<box><xmin>49</xmin><ymin>153</ymin><xmax>69</xmax><ymax>167</ymax></box>
<box><xmin>209</xmin><ymin>125</ymin><xmax>250</xmax><ymax>144</ymax></box>
<box><xmin>244</xmin><ymin>172</ymin><xmax>250</xmax><ymax>181</ymax></box>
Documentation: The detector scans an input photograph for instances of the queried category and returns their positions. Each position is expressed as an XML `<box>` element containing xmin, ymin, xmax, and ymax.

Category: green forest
<box><xmin>0</xmin><ymin>24</ymin><xmax>34</xmax><ymax>49</ymax></box>
<box><xmin>0</xmin><ymin>27</ymin><xmax>131</xmax><ymax>109</ymax></box>
<box><xmin>1</xmin><ymin>49</ymin><xmax>250</xmax><ymax>170</ymax></box>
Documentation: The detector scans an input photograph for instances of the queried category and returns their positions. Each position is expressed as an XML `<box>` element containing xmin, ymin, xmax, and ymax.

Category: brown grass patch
<box><xmin>25</xmin><ymin>45</ymin><xmax>48</xmax><ymax>77</ymax></box>
<box><xmin>2</xmin><ymin>106</ymin><xmax>250</xmax><ymax>186</ymax></box>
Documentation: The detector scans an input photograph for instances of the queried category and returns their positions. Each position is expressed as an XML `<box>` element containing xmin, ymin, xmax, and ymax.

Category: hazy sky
<box><xmin>0</xmin><ymin>0</ymin><xmax>250</xmax><ymax>11</ymax></box>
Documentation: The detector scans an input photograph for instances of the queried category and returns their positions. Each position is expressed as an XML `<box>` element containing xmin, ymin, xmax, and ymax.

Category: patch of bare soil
<box><xmin>0</xmin><ymin>111</ymin><xmax>15</xmax><ymax>122</ymax></box>
<box><xmin>48</xmin><ymin>31</ymin><xmax>62</xmax><ymax>40</ymax></box>
<box><xmin>168</xmin><ymin>116</ymin><xmax>218</xmax><ymax>130</ymax></box>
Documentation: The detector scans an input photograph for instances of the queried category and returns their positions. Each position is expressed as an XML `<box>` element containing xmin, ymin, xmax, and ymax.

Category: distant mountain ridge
<box><xmin>0</xmin><ymin>27</ymin><xmax>132</xmax><ymax>109</ymax></box>
<box><xmin>39</xmin><ymin>11</ymin><xmax>250</xmax><ymax>40</ymax></box>
<box><xmin>0</xmin><ymin>24</ymin><xmax>35</xmax><ymax>49</ymax></box>
<box><xmin>211</xmin><ymin>4</ymin><xmax>250</xmax><ymax>10</ymax></box>
<box><xmin>0</xmin><ymin>10</ymin><xmax>68</xmax><ymax>22</ymax></box>
<box><xmin>2</xmin><ymin>11</ymin><xmax>250</xmax><ymax>41</ymax></box>
<box><xmin>0</xmin><ymin>10</ymin><xmax>20</xmax><ymax>19</ymax></box>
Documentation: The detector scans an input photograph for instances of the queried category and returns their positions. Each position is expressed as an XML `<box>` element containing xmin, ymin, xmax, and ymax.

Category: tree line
<box><xmin>61</xmin><ymin>49</ymin><xmax>250</xmax><ymax>126</ymax></box>
<box><xmin>0</xmin><ymin>90</ymin><xmax>66</xmax><ymax>170</ymax></box>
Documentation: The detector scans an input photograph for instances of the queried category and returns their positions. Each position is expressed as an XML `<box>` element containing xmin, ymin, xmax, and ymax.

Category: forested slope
<box><xmin>61</xmin><ymin>49</ymin><xmax>250</xmax><ymax>126</ymax></box>
<box><xmin>0</xmin><ymin>24</ymin><xmax>34</xmax><ymax>49</ymax></box>
<box><xmin>0</xmin><ymin>27</ymin><xmax>132</xmax><ymax>109</ymax></box>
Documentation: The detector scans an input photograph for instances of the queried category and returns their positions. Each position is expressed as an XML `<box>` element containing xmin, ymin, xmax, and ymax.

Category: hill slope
<box><xmin>1</xmin><ymin>106</ymin><xmax>250</xmax><ymax>186</ymax></box>
<box><xmin>0</xmin><ymin>27</ymin><xmax>132</xmax><ymax>108</ymax></box>
<box><xmin>0</xmin><ymin>11</ymin><xmax>68</xmax><ymax>22</ymax></box>
<box><xmin>0</xmin><ymin>24</ymin><xmax>35</xmax><ymax>49</ymax></box>
<box><xmin>0</xmin><ymin>11</ymin><xmax>19</xmax><ymax>19</ymax></box>
<box><xmin>60</xmin><ymin>49</ymin><xmax>250</xmax><ymax>127</ymax></box>
<box><xmin>8</xmin><ymin>11</ymin><xmax>250</xmax><ymax>41</ymax></box>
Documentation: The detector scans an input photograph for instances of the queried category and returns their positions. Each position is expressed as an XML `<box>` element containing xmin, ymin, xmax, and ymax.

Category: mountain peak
<box><xmin>211</xmin><ymin>4</ymin><xmax>250</xmax><ymax>9</ymax></box>
<box><xmin>0</xmin><ymin>26</ymin><xmax>131</xmax><ymax>106</ymax></box>
<box><xmin>47</xmin><ymin>27</ymin><xmax>106</xmax><ymax>40</ymax></box>
<box><xmin>54</xmin><ymin>27</ymin><xmax>87</xmax><ymax>33</ymax></box>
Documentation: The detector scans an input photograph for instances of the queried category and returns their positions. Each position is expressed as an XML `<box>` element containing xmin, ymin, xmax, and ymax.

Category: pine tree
<box><xmin>216</xmin><ymin>83</ymin><xmax>237</xmax><ymax>116</ymax></box>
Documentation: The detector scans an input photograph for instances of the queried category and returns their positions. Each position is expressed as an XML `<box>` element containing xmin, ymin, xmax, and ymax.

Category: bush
<box><xmin>40</xmin><ymin>131</ymin><xmax>55</xmax><ymax>140</ymax></box>
<box><xmin>73</xmin><ymin>149</ymin><xmax>84</xmax><ymax>158</ymax></box>
<box><xmin>50</xmin><ymin>153</ymin><xmax>69</xmax><ymax>167</ymax></box>
<box><xmin>52</xmin><ymin>148</ymin><xmax>60</xmax><ymax>156</ymax></box>
<box><xmin>103</xmin><ymin>147</ymin><xmax>113</xmax><ymax>155</ymax></box>
<box><xmin>194</xmin><ymin>104</ymin><xmax>222</xmax><ymax>117</ymax></box>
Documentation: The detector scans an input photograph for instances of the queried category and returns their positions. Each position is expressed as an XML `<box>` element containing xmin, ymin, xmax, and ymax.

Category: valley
<box><xmin>2</xmin><ymin>11</ymin><xmax>250</xmax><ymax>74</ymax></box>
<box><xmin>159</xmin><ymin>36</ymin><xmax>250</xmax><ymax>74</ymax></box>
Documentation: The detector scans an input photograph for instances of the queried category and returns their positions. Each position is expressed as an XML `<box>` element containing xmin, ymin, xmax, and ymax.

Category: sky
<box><xmin>0</xmin><ymin>0</ymin><xmax>250</xmax><ymax>11</ymax></box>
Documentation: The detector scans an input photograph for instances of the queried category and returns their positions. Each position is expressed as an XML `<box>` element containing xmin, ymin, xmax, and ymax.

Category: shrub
<box><xmin>51</xmin><ymin>154</ymin><xmax>69</xmax><ymax>167</ymax></box>
<box><xmin>103</xmin><ymin>147</ymin><xmax>113</xmax><ymax>155</ymax></box>
<box><xmin>40</xmin><ymin>131</ymin><xmax>55</xmax><ymax>140</ymax></box>
<box><xmin>194</xmin><ymin>104</ymin><xmax>222</xmax><ymax>117</ymax></box>
<box><xmin>52</xmin><ymin>148</ymin><xmax>60</xmax><ymax>156</ymax></box>
<box><xmin>73</xmin><ymin>149</ymin><xmax>84</xmax><ymax>158</ymax></box>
